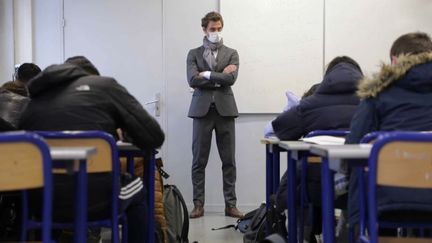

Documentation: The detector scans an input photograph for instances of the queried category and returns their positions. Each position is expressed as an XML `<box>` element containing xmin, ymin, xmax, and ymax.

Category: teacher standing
<box><xmin>186</xmin><ymin>11</ymin><xmax>242</xmax><ymax>219</ymax></box>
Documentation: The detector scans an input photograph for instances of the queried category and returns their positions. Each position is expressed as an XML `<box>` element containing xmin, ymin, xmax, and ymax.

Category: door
<box><xmin>63</xmin><ymin>0</ymin><xmax>165</xmax><ymax>151</ymax></box>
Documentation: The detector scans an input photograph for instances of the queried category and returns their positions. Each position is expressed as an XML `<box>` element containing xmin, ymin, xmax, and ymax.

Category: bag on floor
<box><xmin>210</xmin><ymin>206</ymin><xmax>260</xmax><ymax>233</ymax></box>
<box><xmin>163</xmin><ymin>184</ymin><xmax>189</xmax><ymax>243</ymax></box>
<box><xmin>243</xmin><ymin>203</ymin><xmax>267</xmax><ymax>243</ymax></box>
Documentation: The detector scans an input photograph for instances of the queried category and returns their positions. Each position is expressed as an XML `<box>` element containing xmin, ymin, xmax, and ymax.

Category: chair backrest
<box><xmin>36</xmin><ymin>131</ymin><xmax>119</xmax><ymax>173</ymax></box>
<box><xmin>367</xmin><ymin>132</ymin><xmax>432</xmax><ymax>241</ymax></box>
<box><xmin>0</xmin><ymin>132</ymin><xmax>53</xmax><ymax>242</ymax></box>
<box><xmin>371</xmin><ymin>133</ymin><xmax>432</xmax><ymax>188</ymax></box>
<box><xmin>0</xmin><ymin>132</ymin><xmax>52</xmax><ymax>191</ymax></box>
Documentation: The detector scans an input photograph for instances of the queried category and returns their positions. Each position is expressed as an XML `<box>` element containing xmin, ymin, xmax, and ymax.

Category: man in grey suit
<box><xmin>187</xmin><ymin>11</ymin><xmax>243</xmax><ymax>219</ymax></box>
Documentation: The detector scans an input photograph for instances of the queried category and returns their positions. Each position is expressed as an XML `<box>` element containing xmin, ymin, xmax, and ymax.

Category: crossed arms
<box><xmin>187</xmin><ymin>50</ymin><xmax>239</xmax><ymax>89</ymax></box>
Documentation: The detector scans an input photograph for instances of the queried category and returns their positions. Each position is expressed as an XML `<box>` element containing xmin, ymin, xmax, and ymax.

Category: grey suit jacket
<box><xmin>187</xmin><ymin>45</ymin><xmax>239</xmax><ymax>118</ymax></box>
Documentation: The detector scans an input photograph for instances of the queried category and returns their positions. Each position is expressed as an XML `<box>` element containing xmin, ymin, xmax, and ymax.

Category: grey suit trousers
<box><xmin>192</xmin><ymin>106</ymin><xmax>237</xmax><ymax>207</ymax></box>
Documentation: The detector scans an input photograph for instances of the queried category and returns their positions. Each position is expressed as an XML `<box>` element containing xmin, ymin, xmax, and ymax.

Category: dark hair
<box><xmin>390</xmin><ymin>32</ymin><xmax>432</xmax><ymax>58</ymax></box>
<box><xmin>1</xmin><ymin>81</ymin><xmax>29</xmax><ymax>97</ymax></box>
<box><xmin>325</xmin><ymin>56</ymin><xmax>362</xmax><ymax>76</ymax></box>
<box><xmin>201</xmin><ymin>11</ymin><xmax>224</xmax><ymax>29</ymax></box>
<box><xmin>15</xmin><ymin>63</ymin><xmax>41</xmax><ymax>84</ymax></box>
<box><xmin>65</xmin><ymin>56</ymin><xmax>100</xmax><ymax>75</ymax></box>
<box><xmin>302</xmin><ymin>83</ymin><xmax>320</xmax><ymax>99</ymax></box>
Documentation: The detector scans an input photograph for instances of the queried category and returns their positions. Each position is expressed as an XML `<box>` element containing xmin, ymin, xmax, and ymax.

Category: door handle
<box><xmin>145</xmin><ymin>93</ymin><xmax>160</xmax><ymax>117</ymax></box>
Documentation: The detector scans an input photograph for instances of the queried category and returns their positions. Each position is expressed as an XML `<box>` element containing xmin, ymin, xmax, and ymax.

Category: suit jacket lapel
<box><xmin>197</xmin><ymin>46</ymin><xmax>212</xmax><ymax>71</ymax></box>
<box><xmin>215</xmin><ymin>45</ymin><xmax>228</xmax><ymax>72</ymax></box>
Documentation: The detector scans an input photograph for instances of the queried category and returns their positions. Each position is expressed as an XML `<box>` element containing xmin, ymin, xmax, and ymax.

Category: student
<box><xmin>346</xmin><ymin>32</ymin><xmax>432</xmax><ymax>229</ymax></box>
<box><xmin>20</xmin><ymin>56</ymin><xmax>164</xmax><ymax>242</ymax></box>
<box><xmin>272</xmin><ymin>56</ymin><xmax>363</xmax><ymax>140</ymax></box>
<box><xmin>13</xmin><ymin>63</ymin><xmax>41</xmax><ymax>87</ymax></box>
<box><xmin>273</xmin><ymin>56</ymin><xmax>363</xmax><ymax>242</ymax></box>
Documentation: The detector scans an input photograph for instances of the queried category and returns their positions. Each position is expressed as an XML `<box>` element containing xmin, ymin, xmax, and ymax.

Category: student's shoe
<box><xmin>225</xmin><ymin>206</ymin><xmax>244</xmax><ymax>218</ymax></box>
<box><xmin>190</xmin><ymin>205</ymin><xmax>204</xmax><ymax>218</ymax></box>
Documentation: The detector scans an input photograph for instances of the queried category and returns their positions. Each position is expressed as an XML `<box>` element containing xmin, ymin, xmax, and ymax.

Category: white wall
<box><xmin>0</xmin><ymin>0</ymin><xmax>15</xmax><ymax>82</ymax></box>
<box><xmin>13</xmin><ymin>0</ymin><xmax>33</xmax><ymax>64</ymax></box>
<box><xmin>32</xmin><ymin>0</ymin><xmax>63</xmax><ymax>68</ymax></box>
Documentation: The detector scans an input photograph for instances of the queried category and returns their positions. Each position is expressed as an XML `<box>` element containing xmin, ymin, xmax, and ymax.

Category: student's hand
<box><xmin>223</xmin><ymin>65</ymin><xmax>237</xmax><ymax>74</ymax></box>
<box><xmin>283</xmin><ymin>91</ymin><xmax>300</xmax><ymax>111</ymax></box>
<box><xmin>116</xmin><ymin>128</ymin><xmax>124</xmax><ymax>141</ymax></box>
<box><xmin>199</xmin><ymin>72</ymin><xmax>206</xmax><ymax>77</ymax></box>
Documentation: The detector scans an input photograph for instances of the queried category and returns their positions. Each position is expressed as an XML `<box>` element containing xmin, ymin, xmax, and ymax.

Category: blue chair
<box><xmin>359</xmin><ymin>132</ymin><xmax>432</xmax><ymax>243</ymax></box>
<box><xmin>36</xmin><ymin>131</ymin><xmax>127</xmax><ymax>243</ymax></box>
<box><xmin>298</xmin><ymin>130</ymin><xmax>349</xmax><ymax>243</ymax></box>
<box><xmin>0</xmin><ymin>132</ymin><xmax>53</xmax><ymax>243</ymax></box>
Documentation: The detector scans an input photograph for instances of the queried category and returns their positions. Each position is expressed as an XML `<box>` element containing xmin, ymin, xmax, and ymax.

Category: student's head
<box><xmin>390</xmin><ymin>32</ymin><xmax>432</xmax><ymax>64</ymax></box>
<box><xmin>1</xmin><ymin>81</ymin><xmax>29</xmax><ymax>97</ymax></box>
<box><xmin>65</xmin><ymin>56</ymin><xmax>100</xmax><ymax>75</ymax></box>
<box><xmin>14</xmin><ymin>63</ymin><xmax>41</xmax><ymax>85</ymax></box>
<box><xmin>325</xmin><ymin>56</ymin><xmax>363</xmax><ymax>76</ymax></box>
<box><xmin>302</xmin><ymin>83</ymin><xmax>320</xmax><ymax>99</ymax></box>
<box><xmin>201</xmin><ymin>12</ymin><xmax>224</xmax><ymax>43</ymax></box>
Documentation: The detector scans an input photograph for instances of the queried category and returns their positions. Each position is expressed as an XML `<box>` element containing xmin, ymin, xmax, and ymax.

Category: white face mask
<box><xmin>207</xmin><ymin>31</ymin><xmax>223</xmax><ymax>43</ymax></box>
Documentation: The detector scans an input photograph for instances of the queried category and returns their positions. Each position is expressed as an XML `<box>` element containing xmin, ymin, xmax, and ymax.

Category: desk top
<box><xmin>260</xmin><ymin>136</ymin><xmax>280</xmax><ymax>145</ymax></box>
<box><xmin>309</xmin><ymin>144</ymin><xmax>372</xmax><ymax>159</ymax></box>
<box><xmin>50</xmin><ymin>147</ymin><xmax>97</xmax><ymax>160</ymax></box>
<box><xmin>117</xmin><ymin>142</ymin><xmax>141</xmax><ymax>151</ymax></box>
<box><xmin>278</xmin><ymin>141</ymin><xmax>312</xmax><ymax>151</ymax></box>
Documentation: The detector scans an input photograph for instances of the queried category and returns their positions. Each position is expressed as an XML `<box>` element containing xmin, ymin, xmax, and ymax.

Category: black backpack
<box><xmin>243</xmin><ymin>200</ymin><xmax>287</xmax><ymax>243</ymax></box>
<box><xmin>163</xmin><ymin>185</ymin><xmax>189</xmax><ymax>243</ymax></box>
<box><xmin>243</xmin><ymin>203</ymin><xmax>268</xmax><ymax>243</ymax></box>
<box><xmin>211</xmin><ymin>205</ymin><xmax>265</xmax><ymax>233</ymax></box>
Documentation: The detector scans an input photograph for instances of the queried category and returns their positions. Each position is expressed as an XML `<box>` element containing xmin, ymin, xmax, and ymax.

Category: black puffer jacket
<box><xmin>272</xmin><ymin>63</ymin><xmax>362</xmax><ymax>140</ymax></box>
<box><xmin>20</xmin><ymin>63</ymin><xmax>164</xmax><ymax>149</ymax></box>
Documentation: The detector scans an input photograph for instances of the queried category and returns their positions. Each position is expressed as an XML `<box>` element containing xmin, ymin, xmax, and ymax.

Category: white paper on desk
<box><xmin>300</xmin><ymin>136</ymin><xmax>345</xmax><ymax>145</ymax></box>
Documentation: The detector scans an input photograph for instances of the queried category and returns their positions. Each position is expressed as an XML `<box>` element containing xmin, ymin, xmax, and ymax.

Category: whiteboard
<box><xmin>325</xmin><ymin>0</ymin><xmax>432</xmax><ymax>76</ymax></box>
<box><xmin>221</xmin><ymin>0</ymin><xmax>324</xmax><ymax>113</ymax></box>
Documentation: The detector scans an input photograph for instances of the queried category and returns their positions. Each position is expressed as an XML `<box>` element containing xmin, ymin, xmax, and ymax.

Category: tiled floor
<box><xmin>189</xmin><ymin>212</ymin><xmax>244</xmax><ymax>243</ymax></box>
<box><xmin>101</xmin><ymin>212</ymin><xmax>244</xmax><ymax>243</ymax></box>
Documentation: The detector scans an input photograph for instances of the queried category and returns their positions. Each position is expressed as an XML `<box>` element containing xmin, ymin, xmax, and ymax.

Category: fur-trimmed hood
<box><xmin>357</xmin><ymin>52</ymin><xmax>432</xmax><ymax>98</ymax></box>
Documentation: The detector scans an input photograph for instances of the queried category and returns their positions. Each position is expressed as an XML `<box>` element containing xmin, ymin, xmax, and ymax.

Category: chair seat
<box><xmin>379</xmin><ymin>237</ymin><xmax>432</xmax><ymax>243</ymax></box>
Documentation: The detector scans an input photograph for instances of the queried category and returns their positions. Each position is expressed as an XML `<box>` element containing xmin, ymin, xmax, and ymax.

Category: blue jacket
<box><xmin>272</xmin><ymin>63</ymin><xmax>362</xmax><ymax>140</ymax></box>
<box><xmin>346</xmin><ymin>52</ymin><xmax>432</xmax><ymax>223</ymax></box>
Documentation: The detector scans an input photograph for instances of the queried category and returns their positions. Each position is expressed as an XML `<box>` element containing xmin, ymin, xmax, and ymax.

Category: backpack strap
<box><xmin>171</xmin><ymin>185</ymin><xmax>189</xmax><ymax>243</ymax></box>
<box><xmin>211</xmin><ymin>224</ymin><xmax>236</xmax><ymax>231</ymax></box>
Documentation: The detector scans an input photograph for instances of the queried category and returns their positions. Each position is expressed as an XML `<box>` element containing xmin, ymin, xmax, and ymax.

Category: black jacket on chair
<box><xmin>20</xmin><ymin>63</ymin><xmax>164</xmax><ymax>149</ymax></box>
<box><xmin>19</xmin><ymin>63</ymin><xmax>164</xmax><ymax>221</ymax></box>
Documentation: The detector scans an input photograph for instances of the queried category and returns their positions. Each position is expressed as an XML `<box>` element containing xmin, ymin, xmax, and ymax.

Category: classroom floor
<box><xmin>189</xmin><ymin>212</ymin><xmax>243</xmax><ymax>243</ymax></box>
<box><xmin>100</xmin><ymin>212</ymin><xmax>243</xmax><ymax>243</ymax></box>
